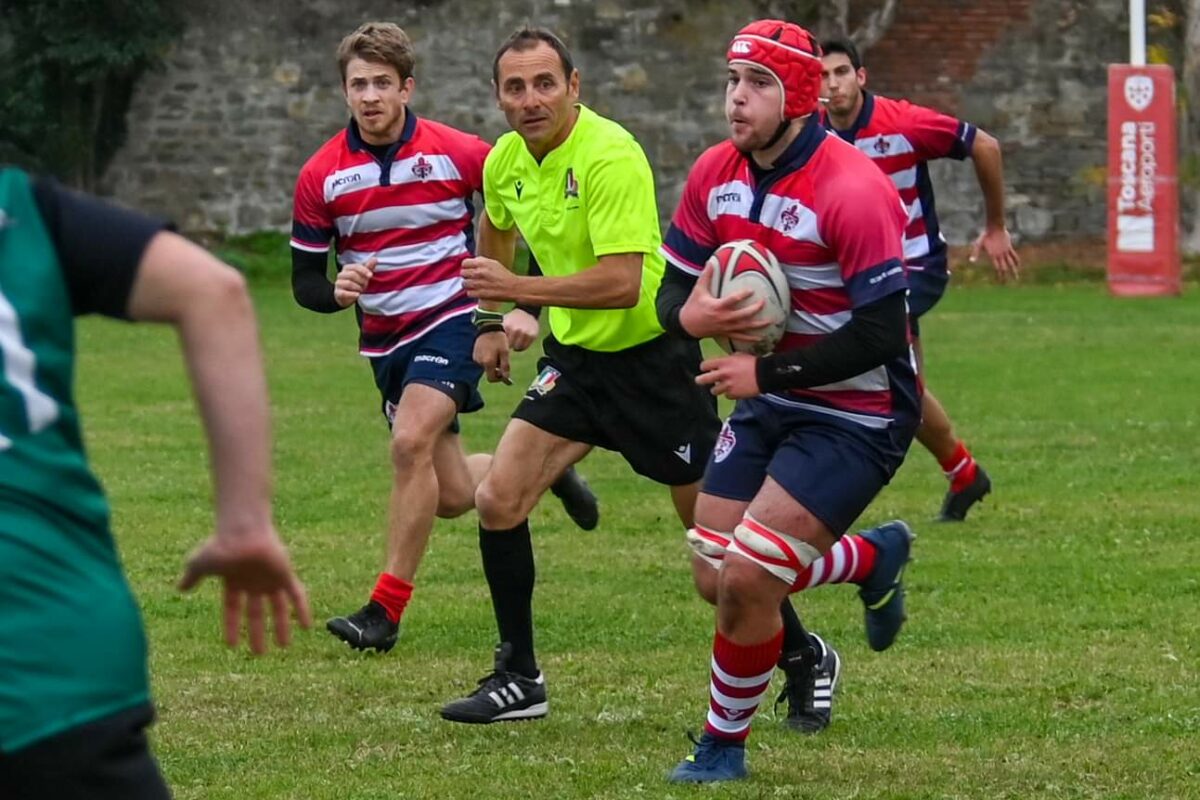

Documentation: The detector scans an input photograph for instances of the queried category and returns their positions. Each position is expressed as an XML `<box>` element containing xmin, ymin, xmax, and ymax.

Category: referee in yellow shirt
<box><xmin>440</xmin><ymin>27</ymin><xmax>719</xmax><ymax>724</ymax></box>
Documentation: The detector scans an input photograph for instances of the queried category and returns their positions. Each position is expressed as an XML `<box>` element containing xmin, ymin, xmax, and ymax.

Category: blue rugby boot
<box><xmin>668</xmin><ymin>732</ymin><xmax>748</xmax><ymax>783</ymax></box>
<box><xmin>857</xmin><ymin>520</ymin><xmax>915</xmax><ymax>652</ymax></box>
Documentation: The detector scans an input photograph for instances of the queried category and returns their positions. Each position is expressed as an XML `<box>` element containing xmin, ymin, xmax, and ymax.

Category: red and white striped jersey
<box><xmin>291</xmin><ymin>113</ymin><xmax>490</xmax><ymax>356</ymax></box>
<box><xmin>823</xmin><ymin>92</ymin><xmax>976</xmax><ymax>268</ymax></box>
<box><xmin>661</xmin><ymin>117</ymin><xmax>919</xmax><ymax>430</ymax></box>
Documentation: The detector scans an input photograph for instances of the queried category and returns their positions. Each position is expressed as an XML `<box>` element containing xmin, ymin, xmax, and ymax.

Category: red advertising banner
<box><xmin>1107</xmin><ymin>64</ymin><xmax>1180</xmax><ymax>296</ymax></box>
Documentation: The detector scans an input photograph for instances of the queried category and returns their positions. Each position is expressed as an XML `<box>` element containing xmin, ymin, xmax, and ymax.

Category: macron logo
<box><xmin>330</xmin><ymin>173</ymin><xmax>362</xmax><ymax>189</ymax></box>
<box><xmin>674</xmin><ymin>444</ymin><xmax>692</xmax><ymax>464</ymax></box>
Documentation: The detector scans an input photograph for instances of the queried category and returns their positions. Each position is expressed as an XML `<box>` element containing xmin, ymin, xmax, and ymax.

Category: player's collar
<box><xmin>345</xmin><ymin>109</ymin><xmax>419</xmax><ymax>154</ymax></box>
<box><xmin>752</xmin><ymin>112</ymin><xmax>824</xmax><ymax>177</ymax></box>
<box><xmin>836</xmin><ymin>91</ymin><xmax>874</xmax><ymax>142</ymax></box>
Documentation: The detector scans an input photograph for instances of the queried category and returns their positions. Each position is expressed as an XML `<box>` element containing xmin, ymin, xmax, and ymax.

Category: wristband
<box><xmin>471</xmin><ymin>308</ymin><xmax>504</xmax><ymax>329</ymax></box>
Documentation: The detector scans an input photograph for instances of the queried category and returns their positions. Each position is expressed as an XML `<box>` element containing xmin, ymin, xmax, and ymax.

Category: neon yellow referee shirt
<box><xmin>483</xmin><ymin>105</ymin><xmax>665</xmax><ymax>352</ymax></box>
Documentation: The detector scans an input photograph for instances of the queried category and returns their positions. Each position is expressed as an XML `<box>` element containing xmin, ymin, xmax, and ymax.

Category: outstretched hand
<box><xmin>178</xmin><ymin>527</ymin><xmax>312</xmax><ymax>655</ymax></box>
<box><xmin>970</xmin><ymin>227</ymin><xmax>1020</xmax><ymax>283</ymax></box>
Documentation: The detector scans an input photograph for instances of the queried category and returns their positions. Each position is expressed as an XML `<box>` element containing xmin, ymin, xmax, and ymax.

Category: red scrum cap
<box><xmin>727</xmin><ymin>20</ymin><xmax>823</xmax><ymax>120</ymax></box>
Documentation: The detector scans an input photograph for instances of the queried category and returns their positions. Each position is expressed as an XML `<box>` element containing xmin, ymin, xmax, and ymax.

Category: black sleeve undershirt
<box><xmin>654</xmin><ymin>263</ymin><xmax>908</xmax><ymax>391</ymax></box>
<box><xmin>291</xmin><ymin>243</ymin><xmax>546</xmax><ymax>316</ymax></box>
<box><xmin>755</xmin><ymin>290</ymin><xmax>909</xmax><ymax>392</ymax></box>
<box><xmin>32</xmin><ymin>177</ymin><xmax>169</xmax><ymax>319</ymax></box>
<box><xmin>655</xmin><ymin>265</ymin><xmax>694</xmax><ymax>338</ymax></box>
<box><xmin>291</xmin><ymin>247</ymin><xmax>342</xmax><ymax>313</ymax></box>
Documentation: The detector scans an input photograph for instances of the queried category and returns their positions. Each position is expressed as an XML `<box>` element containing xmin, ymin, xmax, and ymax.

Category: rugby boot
<box><xmin>549</xmin><ymin>465</ymin><xmax>599</xmax><ymax>530</ymax></box>
<box><xmin>440</xmin><ymin>642</ymin><xmax>548</xmax><ymax>724</ymax></box>
<box><xmin>857</xmin><ymin>520</ymin><xmax>915</xmax><ymax>651</ymax></box>
<box><xmin>776</xmin><ymin>633</ymin><xmax>841</xmax><ymax>733</ymax></box>
<box><xmin>668</xmin><ymin>732</ymin><xmax>748</xmax><ymax>783</ymax></box>
<box><xmin>938</xmin><ymin>464</ymin><xmax>992</xmax><ymax>521</ymax></box>
<box><xmin>326</xmin><ymin>600</ymin><xmax>399</xmax><ymax>653</ymax></box>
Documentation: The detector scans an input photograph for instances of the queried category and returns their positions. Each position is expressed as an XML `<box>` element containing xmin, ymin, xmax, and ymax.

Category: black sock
<box><xmin>779</xmin><ymin>600</ymin><xmax>817</xmax><ymax>665</ymax></box>
<box><xmin>479</xmin><ymin>520</ymin><xmax>538</xmax><ymax>678</ymax></box>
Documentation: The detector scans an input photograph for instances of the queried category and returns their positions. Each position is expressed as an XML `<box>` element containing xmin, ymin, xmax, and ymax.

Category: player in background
<box><xmin>291</xmin><ymin>23</ymin><xmax>597</xmax><ymax>654</ymax></box>
<box><xmin>437</xmin><ymin>26</ymin><xmax>730</xmax><ymax>724</ymax></box>
<box><xmin>821</xmin><ymin>37</ymin><xmax>1020</xmax><ymax>521</ymax></box>
<box><xmin>0</xmin><ymin>167</ymin><xmax>310</xmax><ymax>799</ymax></box>
<box><xmin>656</xmin><ymin>21</ymin><xmax>920</xmax><ymax>782</ymax></box>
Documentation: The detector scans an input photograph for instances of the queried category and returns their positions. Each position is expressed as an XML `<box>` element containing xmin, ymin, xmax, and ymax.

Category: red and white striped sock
<box><xmin>704</xmin><ymin>628</ymin><xmax>783</xmax><ymax>742</ymax></box>
<box><xmin>791</xmin><ymin>534</ymin><xmax>877</xmax><ymax>591</ymax></box>
<box><xmin>940</xmin><ymin>440</ymin><xmax>978</xmax><ymax>494</ymax></box>
<box><xmin>370</xmin><ymin>572</ymin><xmax>413</xmax><ymax>624</ymax></box>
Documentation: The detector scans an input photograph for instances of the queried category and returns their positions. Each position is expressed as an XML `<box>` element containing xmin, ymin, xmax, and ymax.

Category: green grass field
<box><xmin>74</xmin><ymin>278</ymin><xmax>1200</xmax><ymax>799</ymax></box>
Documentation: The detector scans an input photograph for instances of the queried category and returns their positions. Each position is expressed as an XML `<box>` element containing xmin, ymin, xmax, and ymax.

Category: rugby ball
<box><xmin>707</xmin><ymin>240</ymin><xmax>791</xmax><ymax>355</ymax></box>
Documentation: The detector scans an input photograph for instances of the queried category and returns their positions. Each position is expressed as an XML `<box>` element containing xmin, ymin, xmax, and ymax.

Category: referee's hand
<box><xmin>463</xmin><ymin>256</ymin><xmax>519</xmax><ymax>302</ymax></box>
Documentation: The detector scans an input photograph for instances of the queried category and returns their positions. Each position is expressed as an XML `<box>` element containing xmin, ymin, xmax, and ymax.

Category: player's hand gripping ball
<box><xmin>707</xmin><ymin>239</ymin><xmax>790</xmax><ymax>355</ymax></box>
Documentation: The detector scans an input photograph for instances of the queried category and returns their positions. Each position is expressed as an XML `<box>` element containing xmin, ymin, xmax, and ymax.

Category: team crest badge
<box><xmin>780</xmin><ymin>203</ymin><xmax>800</xmax><ymax>233</ymax></box>
<box><xmin>873</xmin><ymin>136</ymin><xmax>891</xmax><ymax>154</ymax></box>
<box><xmin>713</xmin><ymin>421</ymin><xmax>736</xmax><ymax>463</ymax></box>
<box><xmin>564</xmin><ymin>168</ymin><xmax>579</xmax><ymax>199</ymax></box>
<box><xmin>412</xmin><ymin>156</ymin><xmax>434</xmax><ymax>180</ymax></box>
<box><xmin>528</xmin><ymin>366</ymin><xmax>561</xmax><ymax>397</ymax></box>
<box><xmin>1124</xmin><ymin>75</ymin><xmax>1154</xmax><ymax>112</ymax></box>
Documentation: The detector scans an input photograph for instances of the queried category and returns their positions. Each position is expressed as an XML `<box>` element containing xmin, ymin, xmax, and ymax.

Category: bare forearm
<box><xmin>972</xmin><ymin>132</ymin><xmax>1008</xmax><ymax>229</ymax></box>
<box><xmin>509</xmin><ymin>260</ymin><xmax>642</xmax><ymax>309</ymax></box>
<box><xmin>130</xmin><ymin>234</ymin><xmax>274</xmax><ymax>537</ymax></box>
<box><xmin>476</xmin><ymin>217</ymin><xmax>516</xmax><ymax>312</ymax></box>
<box><xmin>178</xmin><ymin>280</ymin><xmax>274</xmax><ymax>535</ymax></box>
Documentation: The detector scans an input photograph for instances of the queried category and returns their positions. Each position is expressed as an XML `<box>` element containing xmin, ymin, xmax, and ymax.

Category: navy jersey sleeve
<box><xmin>32</xmin><ymin>178</ymin><xmax>169</xmax><ymax>319</ymax></box>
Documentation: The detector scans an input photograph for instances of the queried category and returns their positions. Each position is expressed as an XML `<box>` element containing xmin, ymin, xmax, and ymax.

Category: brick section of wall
<box><xmin>864</xmin><ymin>0</ymin><xmax>1035</xmax><ymax>114</ymax></box>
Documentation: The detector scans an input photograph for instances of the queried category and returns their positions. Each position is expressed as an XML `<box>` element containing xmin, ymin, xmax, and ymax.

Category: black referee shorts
<box><xmin>0</xmin><ymin>703</ymin><xmax>170</xmax><ymax>800</ymax></box>
<box><xmin>513</xmin><ymin>334</ymin><xmax>720</xmax><ymax>486</ymax></box>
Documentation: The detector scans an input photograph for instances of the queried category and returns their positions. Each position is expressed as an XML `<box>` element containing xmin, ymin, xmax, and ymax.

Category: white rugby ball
<box><xmin>707</xmin><ymin>239</ymin><xmax>791</xmax><ymax>355</ymax></box>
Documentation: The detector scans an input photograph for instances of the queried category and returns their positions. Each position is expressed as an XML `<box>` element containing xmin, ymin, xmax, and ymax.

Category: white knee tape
<box><xmin>730</xmin><ymin>515</ymin><xmax>822</xmax><ymax>586</ymax></box>
<box><xmin>686</xmin><ymin>526</ymin><xmax>732</xmax><ymax>570</ymax></box>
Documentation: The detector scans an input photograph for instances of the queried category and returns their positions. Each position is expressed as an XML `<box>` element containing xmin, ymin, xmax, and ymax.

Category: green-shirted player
<box><xmin>0</xmin><ymin>167</ymin><xmax>310</xmax><ymax>799</ymax></box>
<box><xmin>439</xmin><ymin>27</ymin><xmax>722</xmax><ymax>725</ymax></box>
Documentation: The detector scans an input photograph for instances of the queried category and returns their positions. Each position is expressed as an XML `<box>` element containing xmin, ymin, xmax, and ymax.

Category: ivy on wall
<box><xmin>0</xmin><ymin>0</ymin><xmax>184</xmax><ymax>189</ymax></box>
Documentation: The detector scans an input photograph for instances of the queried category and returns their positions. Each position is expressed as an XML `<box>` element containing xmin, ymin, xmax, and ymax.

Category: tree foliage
<box><xmin>0</xmin><ymin>0</ymin><xmax>184</xmax><ymax>189</ymax></box>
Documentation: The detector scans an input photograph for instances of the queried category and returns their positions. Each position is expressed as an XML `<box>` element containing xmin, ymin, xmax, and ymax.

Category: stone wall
<box><xmin>102</xmin><ymin>0</ymin><xmax>1128</xmax><ymax>244</ymax></box>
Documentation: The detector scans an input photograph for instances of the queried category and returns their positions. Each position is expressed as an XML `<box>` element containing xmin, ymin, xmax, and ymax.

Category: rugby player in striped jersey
<box><xmin>821</xmin><ymin>37</ymin><xmax>1020</xmax><ymax>522</ymax></box>
<box><xmin>291</xmin><ymin>23</ymin><xmax>596</xmax><ymax>655</ymax></box>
